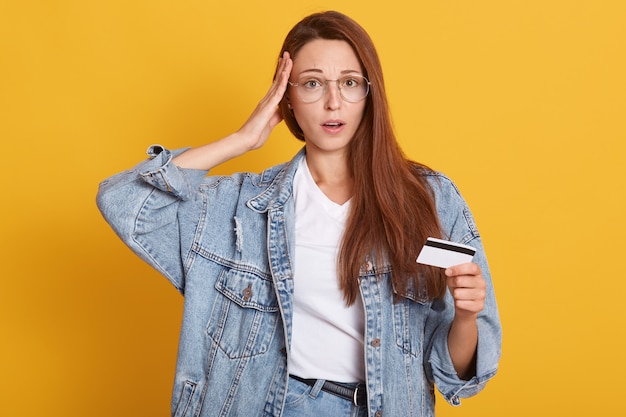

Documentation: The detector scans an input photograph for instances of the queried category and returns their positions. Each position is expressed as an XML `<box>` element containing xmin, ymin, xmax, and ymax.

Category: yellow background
<box><xmin>1</xmin><ymin>1</ymin><xmax>624</xmax><ymax>416</ymax></box>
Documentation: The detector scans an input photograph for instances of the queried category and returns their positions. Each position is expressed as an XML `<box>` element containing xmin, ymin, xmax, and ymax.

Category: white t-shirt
<box><xmin>288</xmin><ymin>157</ymin><xmax>365</xmax><ymax>383</ymax></box>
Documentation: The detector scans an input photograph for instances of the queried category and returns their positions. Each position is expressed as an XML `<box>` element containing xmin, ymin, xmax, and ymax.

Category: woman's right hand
<box><xmin>172</xmin><ymin>52</ymin><xmax>293</xmax><ymax>170</ymax></box>
<box><xmin>236</xmin><ymin>51</ymin><xmax>293</xmax><ymax>151</ymax></box>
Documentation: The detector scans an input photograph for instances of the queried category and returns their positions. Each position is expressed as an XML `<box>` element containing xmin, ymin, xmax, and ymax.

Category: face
<box><xmin>288</xmin><ymin>39</ymin><xmax>367</xmax><ymax>156</ymax></box>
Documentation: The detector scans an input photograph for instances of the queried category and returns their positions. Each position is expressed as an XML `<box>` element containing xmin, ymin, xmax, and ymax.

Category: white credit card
<box><xmin>416</xmin><ymin>237</ymin><xmax>476</xmax><ymax>268</ymax></box>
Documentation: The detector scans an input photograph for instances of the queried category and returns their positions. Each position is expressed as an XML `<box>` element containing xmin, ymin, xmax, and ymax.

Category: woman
<box><xmin>97</xmin><ymin>10</ymin><xmax>501</xmax><ymax>417</ymax></box>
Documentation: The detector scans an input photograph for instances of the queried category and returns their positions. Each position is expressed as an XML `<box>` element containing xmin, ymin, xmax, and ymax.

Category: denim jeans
<box><xmin>282</xmin><ymin>377</ymin><xmax>368</xmax><ymax>417</ymax></box>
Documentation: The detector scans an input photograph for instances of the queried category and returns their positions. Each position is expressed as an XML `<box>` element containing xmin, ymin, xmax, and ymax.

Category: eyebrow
<box><xmin>297</xmin><ymin>68</ymin><xmax>362</xmax><ymax>76</ymax></box>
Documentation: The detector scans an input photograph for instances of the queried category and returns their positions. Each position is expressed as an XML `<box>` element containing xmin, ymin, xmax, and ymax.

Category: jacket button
<box><xmin>371</xmin><ymin>338</ymin><xmax>381</xmax><ymax>347</ymax></box>
<box><xmin>375</xmin><ymin>411</ymin><xmax>382</xmax><ymax>417</ymax></box>
<box><xmin>364</xmin><ymin>261</ymin><xmax>373</xmax><ymax>272</ymax></box>
<box><xmin>242</xmin><ymin>284</ymin><xmax>253</xmax><ymax>301</ymax></box>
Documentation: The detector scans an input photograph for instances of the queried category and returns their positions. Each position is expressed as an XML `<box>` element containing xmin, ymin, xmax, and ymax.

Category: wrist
<box><xmin>452</xmin><ymin>311</ymin><xmax>478</xmax><ymax>326</ymax></box>
<box><xmin>231</xmin><ymin>130</ymin><xmax>259</xmax><ymax>153</ymax></box>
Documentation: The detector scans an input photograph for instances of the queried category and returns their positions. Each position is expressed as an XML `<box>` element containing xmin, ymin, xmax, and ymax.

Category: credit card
<box><xmin>416</xmin><ymin>237</ymin><xmax>476</xmax><ymax>268</ymax></box>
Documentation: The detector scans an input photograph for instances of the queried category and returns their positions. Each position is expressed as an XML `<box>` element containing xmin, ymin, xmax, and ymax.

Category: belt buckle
<box><xmin>352</xmin><ymin>386</ymin><xmax>360</xmax><ymax>406</ymax></box>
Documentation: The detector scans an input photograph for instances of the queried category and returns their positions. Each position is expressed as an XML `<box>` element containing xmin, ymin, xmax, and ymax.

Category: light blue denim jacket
<box><xmin>96</xmin><ymin>145</ymin><xmax>501</xmax><ymax>417</ymax></box>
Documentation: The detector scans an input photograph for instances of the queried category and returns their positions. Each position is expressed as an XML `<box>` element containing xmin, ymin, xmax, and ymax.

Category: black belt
<box><xmin>289</xmin><ymin>375</ymin><xmax>367</xmax><ymax>406</ymax></box>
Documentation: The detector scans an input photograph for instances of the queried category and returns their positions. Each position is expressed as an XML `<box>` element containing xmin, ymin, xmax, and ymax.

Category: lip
<box><xmin>320</xmin><ymin>119</ymin><xmax>346</xmax><ymax>134</ymax></box>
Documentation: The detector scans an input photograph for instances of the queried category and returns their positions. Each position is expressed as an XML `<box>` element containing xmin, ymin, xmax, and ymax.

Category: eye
<box><xmin>302</xmin><ymin>78</ymin><xmax>323</xmax><ymax>89</ymax></box>
<box><xmin>341</xmin><ymin>77</ymin><xmax>361</xmax><ymax>88</ymax></box>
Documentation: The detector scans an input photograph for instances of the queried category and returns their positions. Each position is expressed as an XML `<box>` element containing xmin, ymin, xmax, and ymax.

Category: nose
<box><xmin>324</xmin><ymin>80</ymin><xmax>341</xmax><ymax>110</ymax></box>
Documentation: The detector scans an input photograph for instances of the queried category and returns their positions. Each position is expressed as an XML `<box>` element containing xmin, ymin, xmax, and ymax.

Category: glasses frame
<box><xmin>288</xmin><ymin>74</ymin><xmax>371</xmax><ymax>103</ymax></box>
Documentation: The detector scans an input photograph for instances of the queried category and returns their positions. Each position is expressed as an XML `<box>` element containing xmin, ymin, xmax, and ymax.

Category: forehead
<box><xmin>292</xmin><ymin>39</ymin><xmax>361</xmax><ymax>75</ymax></box>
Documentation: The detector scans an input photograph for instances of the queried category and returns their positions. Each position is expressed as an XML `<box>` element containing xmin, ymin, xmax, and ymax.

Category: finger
<box><xmin>237</xmin><ymin>52</ymin><xmax>292</xmax><ymax>144</ymax></box>
<box><xmin>445</xmin><ymin>262</ymin><xmax>481</xmax><ymax>278</ymax></box>
<box><xmin>278</xmin><ymin>51</ymin><xmax>292</xmax><ymax>80</ymax></box>
<box><xmin>269</xmin><ymin>52</ymin><xmax>291</xmax><ymax>90</ymax></box>
<box><xmin>453</xmin><ymin>299</ymin><xmax>484</xmax><ymax>315</ymax></box>
<box><xmin>449</xmin><ymin>284</ymin><xmax>486</xmax><ymax>300</ymax></box>
<box><xmin>272</xmin><ymin>52</ymin><xmax>293</xmax><ymax>97</ymax></box>
<box><xmin>450</xmin><ymin>296</ymin><xmax>484</xmax><ymax>319</ymax></box>
<box><xmin>447</xmin><ymin>274</ymin><xmax>486</xmax><ymax>293</ymax></box>
<box><xmin>257</xmin><ymin>52</ymin><xmax>292</xmax><ymax>112</ymax></box>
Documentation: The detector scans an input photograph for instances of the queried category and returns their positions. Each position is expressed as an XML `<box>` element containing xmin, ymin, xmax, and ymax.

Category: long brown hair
<box><xmin>276</xmin><ymin>11</ymin><xmax>447</xmax><ymax>304</ymax></box>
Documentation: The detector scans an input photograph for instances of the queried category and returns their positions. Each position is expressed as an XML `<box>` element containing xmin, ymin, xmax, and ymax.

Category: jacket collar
<box><xmin>247</xmin><ymin>147</ymin><xmax>305</xmax><ymax>213</ymax></box>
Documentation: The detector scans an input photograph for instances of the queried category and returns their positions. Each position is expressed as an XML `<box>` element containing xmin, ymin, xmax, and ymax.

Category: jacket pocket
<box><xmin>392</xmin><ymin>296</ymin><xmax>431</xmax><ymax>358</ymax></box>
<box><xmin>206</xmin><ymin>267</ymin><xmax>280</xmax><ymax>359</ymax></box>
<box><xmin>173</xmin><ymin>380</ymin><xmax>196</xmax><ymax>417</ymax></box>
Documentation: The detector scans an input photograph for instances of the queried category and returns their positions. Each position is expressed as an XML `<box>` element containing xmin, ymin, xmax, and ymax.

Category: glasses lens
<box><xmin>292</xmin><ymin>75</ymin><xmax>370</xmax><ymax>103</ymax></box>
<box><xmin>339</xmin><ymin>75</ymin><xmax>369</xmax><ymax>102</ymax></box>
<box><xmin>296</xmin><ymin>77</ymin><xmax>325</xmax><ymax>103</ymax></box>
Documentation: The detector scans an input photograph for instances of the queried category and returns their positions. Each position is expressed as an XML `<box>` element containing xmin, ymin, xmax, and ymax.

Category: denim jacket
<box><xmin>96</xmin><ymin>145</ymin><xmax>501</xmax><ymax>417</ymax></box>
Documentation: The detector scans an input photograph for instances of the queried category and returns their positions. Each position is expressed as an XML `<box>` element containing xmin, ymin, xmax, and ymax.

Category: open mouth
<box><xmin>321</xmin><ymin>120</ymin><xmax>345</xmax><ymax>133</ymax></box>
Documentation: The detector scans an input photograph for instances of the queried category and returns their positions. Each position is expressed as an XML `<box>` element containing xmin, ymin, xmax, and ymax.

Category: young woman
<box><xmin>97</xmin><ymin>11</ymin><xmax>501</xmax><ymax>417</ymax></box>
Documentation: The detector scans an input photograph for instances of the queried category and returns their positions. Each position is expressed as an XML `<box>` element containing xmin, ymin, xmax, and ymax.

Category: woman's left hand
<box><xmin>445</xmin><ymin>263</ymin><xmax>486</xmax><ymax>319</ymax></box>
<box><xmin>445</xmin><ymin>262</ymin><xmax>486</xmax><ymax>378</ymax></box>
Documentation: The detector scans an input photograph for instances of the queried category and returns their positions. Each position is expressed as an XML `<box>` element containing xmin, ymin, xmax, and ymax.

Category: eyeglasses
<box><xmin>288</xmin><ymin>74</ymin><xmax>371</xmax><ymax>103</ymax></box>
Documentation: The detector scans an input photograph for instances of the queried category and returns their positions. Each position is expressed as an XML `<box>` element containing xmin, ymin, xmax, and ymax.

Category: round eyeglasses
<box><xmin>288</xmin><ymin>74</ymin><xmax>371</xmax><ymax>103</ymax></box>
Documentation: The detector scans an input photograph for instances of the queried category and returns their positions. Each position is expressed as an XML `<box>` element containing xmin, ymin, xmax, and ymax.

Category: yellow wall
<box><xmin>2</xmin><ymin>1</ymin><xmax>624</xmax><ymax>415</ymax></box>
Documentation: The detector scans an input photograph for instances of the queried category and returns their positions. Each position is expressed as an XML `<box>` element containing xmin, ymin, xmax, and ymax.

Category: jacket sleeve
<box><xmin>95</xmin><ymin>145</ymin><xmax>208</xmax><ymax>293</ymax></box>
<box><xmin>423</xmin><ymin>175</ymin><xmax>502</xmax><ymax>406</ymax></box>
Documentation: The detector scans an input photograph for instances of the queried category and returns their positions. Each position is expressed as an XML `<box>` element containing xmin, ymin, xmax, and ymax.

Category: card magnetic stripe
<box><xmin>424</xmin><ymin>240</ymin><xmax>476</xmax><ymax>256</ymax></box>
